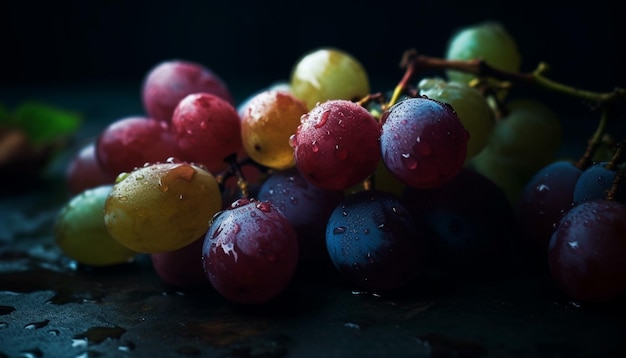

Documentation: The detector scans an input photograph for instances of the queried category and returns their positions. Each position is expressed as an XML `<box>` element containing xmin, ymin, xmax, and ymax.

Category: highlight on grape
<box><xmin>57</xmin><ymin>20</ymin><xmax>626</xmax><ymax>306</ymax></box>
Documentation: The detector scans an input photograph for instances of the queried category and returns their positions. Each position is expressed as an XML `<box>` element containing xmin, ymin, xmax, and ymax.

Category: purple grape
<box><xmin>257</xmin><ymin>167</ymin><xmax>344</xmax><ymax>261</ymax></box>
<box><xmin>403</xmin><ymin>167</ymin><xmax>514</xmax><ymax>274</ymax></box>
<box><xmin>325</xmin><ymin>190</ymin><xmax>427</xmax><ymax>291</ymax></box>
<box><xmin>380</xmin><ymin>96</ymin><xmax>469</xmax><ymax>189</ymax></box>
<box><xmin>151</xmin><ymin>235</ymin><xmax>210</xmax><ymax>288</ymax></box>
<box><xmin>515</xmin><ymin>160</ymin><xmax>582</xmax><ymax>267</ymax></box>
<box><xmin>202</xmin><ymin>198</ymin><xmax>299</xmax><ymax>304</ymax></box>
<box><xmin>549</xmin><ymin>199</ymin><xmax>626</xmax><ymax>303</ymax></box>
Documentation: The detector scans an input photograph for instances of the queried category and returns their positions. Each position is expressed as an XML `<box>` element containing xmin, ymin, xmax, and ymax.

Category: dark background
<box><xmin>2</xmin><ymin>0</ymin><xmax>625</xmax><ymax>98</ymax></box>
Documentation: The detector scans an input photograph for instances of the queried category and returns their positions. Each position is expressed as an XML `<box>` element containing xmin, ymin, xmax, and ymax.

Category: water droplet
<box><xmin>49</xmin><ymin>329</ymin><xmax>60</xmax><ymax>336</ymax></box>
<box><xmin>289</xmin><ymin>134</ymin><xmax>297</xmax><ymax>148</ymax></box>
<box><xmin>401</xmin><ymin>153</ymin><xmax>418</xmax><ymax>170</ymax></box>
<box><xmin>18</xmin><ymin>349</ymin><xmax>43</xmax><ymax>358</ymax></box>
<box><xmin>290</xmin><ymin>196</ymin><xmax>298</xmax><ymax>205</ymax></box>
<box><xmin>568</xmin><ymin>241</ymin><xmax>579</xmax><ymax>249</ymax></box>
<box><xmin>312</xmin><ymin>141</ymin><xmax>319</xmax><ymax>153</ymax></box>
<box><xmin>363</xmin><ymin>228</ymin><xmax>369</xmax><ymax>235</ymax></box>
<box><xmin>344</xmin><ymin>322</ymin><xmax>360</xmax><ymax>330</ymax></box>
<box><xmin>232</xmin><ymin>223</ymin><xmax>241</xmax><ymax>234</ymax></box>
<box><xmin>333</xmin><ymin>227</ymin><xmax>346</xmax><ymax>234</ymax></box>
<box><xmin>0</xmin><ymin>322</ymin><xmax>8</xmax><ymax>329</ymax></box>
<box><xmin>24</xmin><ymin>319</ymin><xmax>49</xmax><ymax>329</ymax></box>
<box><xmin>118</xmin><ymin>341</ymin><xmax>136</xmax><ymax>352</ymax></box>
<box><xmin>200</xmin><ymin>121</ymin><xmax>208</xmax><ymax>130</ymax></box>
<box><xmin>256</xmin><ymin>201</ymin><xmax>272</xmax><ymax>212</ymax></box>
<box><xmin>314</xmin><ymin>110</ymin><xmax>331</xmax><ymax>128</ymax></box>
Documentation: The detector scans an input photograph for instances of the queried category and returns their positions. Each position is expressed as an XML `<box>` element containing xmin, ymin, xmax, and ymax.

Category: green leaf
<box><xmin>11</xmin><ymin>101</ymin><xmax>82</xmax><ymax>145</ymax></box>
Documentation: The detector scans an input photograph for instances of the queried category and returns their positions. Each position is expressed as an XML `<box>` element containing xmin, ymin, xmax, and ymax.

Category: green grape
<box><xmin>104</xmin><ymin>161</ymin><xmax>222</xmax><ymax>253</ymax></box>
<box><xmin>445</xmin><ymin>21</ymin><xmax>522</xmax><ymax>85</ymax></box>
<box><xmin>468</xmin><ymin>98</ymin><xmax>562</xmax><ymax>204</ymax></box>
<box><xmin>290</xmin><ymin>47</ymin><xmax>370</xmax><ymax>110</ymax></box>
<box><xmin>240</xmin><ymin>89</ymin><xmax>309</xmax><ymax>170</ymax></box>
<box><xmin>55</xmin><ymin>185</ymin><xmax>137</xmax><ymax>266</ymax></box>
<box><xmin>418</xmin><ymin>77</ymin><xmax>495</xmax><ymax>159</ymax></box>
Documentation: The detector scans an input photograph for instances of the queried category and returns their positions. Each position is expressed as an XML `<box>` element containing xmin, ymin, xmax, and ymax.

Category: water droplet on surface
<box><xmin>315</xmin><ymin>110</ymin><xmax>331</xmax><ymax>128</ymax></box>
<box><xmin>256</xmin><ymin>201</ymin><xmax>272</xmax><ymax>212</ymax></box>
<box><xmin>311</xmin><ymin>141</ymin><xmax>319</xmax><ymax>153</ymax></box>
<box><xmin>333</xmin><ymin>227</ymin><xmax>346</xmax><ymax>234</ymax></box>
<box><xmin>24</xmin><ymin>319</ymin><xmax>49</xmax><ymax>329</ymax></box>
<box><xmin>568</xmin><ymin>241</ymin><xmax>579</xmax><ymax>249</ymax></box>
<box><xmin>0</xmin><ymin>322</ymin><xmax>8</xmax><ymax>329</ymax></box>
<box><xmin>401</xmin><ymin>154</ymin><xmax>418</xmax><ymax>170</ymax></box>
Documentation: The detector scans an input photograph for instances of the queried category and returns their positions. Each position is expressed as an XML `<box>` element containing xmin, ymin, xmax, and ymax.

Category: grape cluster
<box><xmin>55</xmin><ymin>21</ymin><xmax>626</xmax><ymax>305</ymax></box>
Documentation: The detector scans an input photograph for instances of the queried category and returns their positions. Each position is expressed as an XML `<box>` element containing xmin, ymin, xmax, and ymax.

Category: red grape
<box><xmin>151</xmin><ymin>235</ymin><xmax>211</xmax><ymax>288</ymax></box>
<box><xmin>292</xmin><ymin>99</ymin><xmax>381</xmax><ymax>191</ymax></box>
<box><xmin>380</xmin><ymin>96</ymin><xmax>469</xmax><ymax>189</ymax></box>
<box><xmin>548</xmin><ymin>199</ymin><xmax>626</xmax><ymax>303</ymax></box>
<box><xmin>171</xmin><ymin>92</ymin><xmax>243</xmax><ymax>175</ymax></box>
<box><xmin>141</xmin><ymin>59</ymin><xmax>234</xmax><ymax>123</ymax></box>
<box><xmin>96</xmin><ymin>116</ymin><xmax>183</xmax><ymax>180</ymax></box>
<box><xmin>202</xmin><ymin>198</ymin><xmax>299</xmax><ymax>304</ymax></box>
<box><xmin>65</xmin><ymin>140</ymin><xmax>113</xmax><ymax>194</ymax></box>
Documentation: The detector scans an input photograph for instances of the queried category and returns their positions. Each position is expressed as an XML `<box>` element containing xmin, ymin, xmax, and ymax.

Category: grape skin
<box><xmin>515</xmin><ymin>160</ymin><xmax>582</xmax><ymax>267</ymax></box>
<box><xmin>548</xmin><ymin>199</ymin><xmax>626</xmax><ymax>303</ymax></box>
<box><xmin>290</xmin><ymin>47</ymin><xmax>370</xmax><ymax>110</ymax></box>
<box><xmin>151</xmin><ymin>235</ymin><xmax>211</xmax><ymax>288</ymax></box>
<box><xmin>293</xmin><ymin>99</ymin><xmax>381</xmax><ymax>191</ymax></box>
<box><xmin>258</xmin><ymin>167</ymin><xmax>345</xmax><ymax>261</ymax></box>
<box><xmin>141</xmin><ymin>59</ymin><xmax>234</xmax><ymax>123</ymax></box>
<box><xmin>96</xmin><ymin>116</ymin><xmax>183</xmax><ymax>180</ymax></box>
<box><xmin>380</xmin><ymin>97</ymin><xmax>469</xmax><ymax>189</ymax></box>
<box><xmin>65</xmin><ymin>141</ymin><xmax>113</xmax><ymax>195</ymax></box>
<box><xmin>55</xmin><ymin>185</ymin><xmax>137</xmax><ymax>266</ymax></box>
<box><xmin>203</xmin><ymin>198</ymin><xmax>299</xmax><ymax>304</ymax></box>
<box><xmin>572</xmin><ymin>161</ymin><xmax>625</xmax><ymax>205</ymax></box>
<box><xmin>240</xmin><ymin>90</ymin><xmax>308</xmax><ymax>170</ymax></box>
<box><xmin>104</xmin><ymin>162</ymin><xmax>222</xmax><ymax>253</ymax></box>
<box><xmin>325</xmin><ymin>190</ymin><xmax>426</xmax><ymax>291</ymax></box>
<box><xmin>171</xmin><ymin>92</ymin><xmax>243</xmax><ymax>175</ymax></box>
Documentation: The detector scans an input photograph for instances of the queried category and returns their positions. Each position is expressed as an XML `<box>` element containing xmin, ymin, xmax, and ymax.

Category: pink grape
<box><xmin>171</xmin><ymin>92</ymin><xmax>243</xmax><ymax>175</ymax></box>
<box><xmin>380</xmin><ymin>96</ymin><xmax>469</xmax><ymax>189</ymax></box>
<box><xmin>141</xmin><ymin>59</ymin><xmax>234</xmax><ymax>123</ymax></box>
<box><xmin>95</xmin><ymin>116</ymin><xmax>183</xmax><ymax>180</ymax></box>
<box><xmin>65</xmin><ymin>140</ymin><xmax>113</xmax><ymax>194</ymax></box>
<box><xmin>292</xmin><ymin>99</ymin><xmax>381</xmax><ymax>191</ymax></box>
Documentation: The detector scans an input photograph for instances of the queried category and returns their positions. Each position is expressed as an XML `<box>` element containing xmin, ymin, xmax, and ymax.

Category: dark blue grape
<box><xmin>515</xmin><ymin>160</ymin><xmax>582</xmax><ymax>268</ymax></box>
<box><xmin>403</xmin><ymin>168</ymin><xmax>514</xmax><ymax>274</ymax></box>
<box><xmin>258</xmin><ymin>167</ymin><xmax>344</xmax><ymax>261</ymax></box>
<box><xmin>572</xmin><ymin>161</ymin><xmax>625</xmax><ymax>205</ymax></box>
<box><xmin>325</xmin><ymin>190</ymin><xmax>426</xmax><ymax>291</ymax></box>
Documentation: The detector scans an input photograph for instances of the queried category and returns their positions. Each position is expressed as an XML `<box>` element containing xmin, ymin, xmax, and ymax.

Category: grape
<box><xmin>104</xmin><ymin>161</ymin><xmax>222</xmax><ymax>253</ymax></box>
<box><xmin>171</xmin><ymin>92</ymin><xmax>243</xmax><ymax>175</ymax></box>
<box><xmin>380</xmin><ymin>96</ymin><xmax>469</xmax><ymax>189</ymax></box>
<box><xmin>403</xmin><ymin>167</ymin><xmax>514</xmax><ymax>274</ymax></box>
<box><xmin>151</xmin><ymin>235</ymin><xmax>210</xmax><ymax>288</ymax></box>
<box><xmin>515</xmin><ymin>160</ymin><xmax>582</xmax><ymax>267</ymax></box>
<box><xmin>202</xmin><ymin>198</ymin><xmax>299</xmax><ymax>304</ymax></box>
<box><xmin>325</xmin><ymin>189</ymin><xmax>426</xmax><ymax>291</ymax></box>
<box><xmin>417</xmin><ymin>77</ymin><xmax>495</xmax><ymax>159</ymax></box>
<box><xmin>548</xmin><ymin>199</ymin><xmax>626</xmax><ymax>303</ymax></box>
<box><xmin>257</xmin><ymin>167</ymin><xmax>345</xmax><ymax>260</ymax></box>
<box><xmin>290</xmin><ymin>47</ymin><xmax>370</xmax><ymax>110</ymax></box>
<box><xmin>445</xmin><ymin>21</ymin><xmax>522</xmax><ymax>86</ymax></box>
<box><xmin>65</xmin><ymin>140</ymin><xmax>113</xmax><ymax>195</ymax></box>
<box><xmin>55</xmin><ymin>185</ymin><xmax>137</xmax><ymax>266</ymax></box>
<box><xmin>95</xmin><ymin>116</ymin><xmax>183</xmax><ymax>180</ymax></box>
<box><xmin>240</xmin><ymin>89</ymin><xmax>308</xmax><ymax>170</ymax></box>
<box><xmin>573</xmin><ymin>161</ymin><xmax>626</xmax><ymax>205</ymax></box>
<box><xmin>292</xmin><ymin>99</ymin><xmax>381</xmax><ymax>191</ymax></box>
<box><xmin>141</xmin><ymin>59</ymin><xmax>234</xmax><ymax>123</ymax></box>
<box><xmin>237</xmin><ymin>81</ymin><xmax>292</xmax><ymax>119</ymax></box>
<box><xmin>468</xmin><ymin>98</ymin><xmax>562</xmax><ymax>204</ymax></box>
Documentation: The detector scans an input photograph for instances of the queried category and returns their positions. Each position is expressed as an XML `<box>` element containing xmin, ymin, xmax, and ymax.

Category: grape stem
<box><xmin>391</xmin><ymin>49</ymin><xmax>626</xmax><ymax>110</ymax></box>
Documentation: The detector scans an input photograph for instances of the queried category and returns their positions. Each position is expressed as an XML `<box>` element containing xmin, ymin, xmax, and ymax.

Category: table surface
<box><xmin>1</xmin><ymin>84</ymin><xmax>625</xmax><ymax>358</ymax></box>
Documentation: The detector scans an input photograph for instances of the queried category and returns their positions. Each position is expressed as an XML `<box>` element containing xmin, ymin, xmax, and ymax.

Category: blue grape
<box><xmin>403</xmin><ymin>168</ymin><xmax>514</xmax><ymax>274</ymax></box>
<box><xmin>325</xmin><ymin>190</ymin><xmax>426</xmax><ymax>291</ymax></box>
<box><xmin>572</xmin><ymin>161</ymin><xmax>625</xmax><ymax>205</ymax></box>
